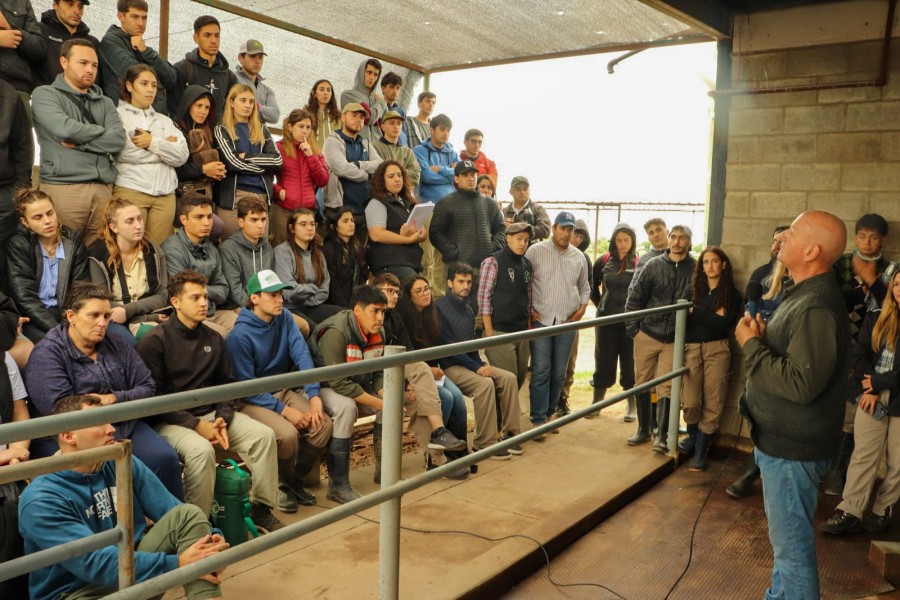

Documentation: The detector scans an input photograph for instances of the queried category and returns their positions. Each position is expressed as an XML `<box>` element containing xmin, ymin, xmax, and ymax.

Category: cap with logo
<box><xmin>240</xmin><ymin>39</ymin><xmax>267</xmax><ymax>56</ymax></box>
<box><xmin>510</xmin><ymin>175</ymin><xmax>530</xmax><ymax>188</ymax></box>
<box><xmin>247</xmin><ymin>270</ymin><xmax>293</xmax><ymax>295</ymax></box>
<box><xmin>554</xmin><ymin>211</ymin><xmax>577</xmax><ymax>228</ymax></box>
<box><xmin>342</xmin><ymin>102</ymin><xmax>370</xmax><ymax>116</ymax></box>
<box><xmin>454</xmin><ymin>160</ymin><xmax>477</xmax><ymax>176</ymax></box>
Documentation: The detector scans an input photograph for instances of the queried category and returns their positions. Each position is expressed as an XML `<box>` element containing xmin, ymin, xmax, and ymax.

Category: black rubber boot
<box><xmin>652</xmin><ymin>397</ymin><xmax>670</xmax><ymax>454</ymax></box>
<box><xmin>373</xmin><ymin>422</ymin><xmax>383</xmax><ymax>484</ymax></box>
<box><xmin>276</xmin><ymin>457</ymin><xmax>298</xmax><ymax>513</ymax></box>
<box><xmin>627</xmin><ymin>393</ymin><xmax>652</xmax><ymax>446</ymax></box>
<box><xmin>586</xmin><ymin>387</ymin><xmax>606</xmax><ymax>419</ymax></box>
<box><xmin>326</xmin><ymin>437</ymin><xmax>361</xmax><ymax>504</ymax></box>
<box><xmin>726</xmin><ymin>453</ymin><xmax>760</xmax><ymax>499</ymax></box>
<box><xmin>286</xmin><ymin>443</ymin><xmax>322</xmax><ymax>506</ymax></box>
<box><xmin>824</xmin><ymin>431</ymin><xmax>854</xmax><ymax>496</ymax></box>
<box><xmin>679</xmin><ymin>423</ymin><xmax>698</xmax><ymax>455</ymax></box>
<box><xmin>689</xmin><ymin>431</ymin><xmax>711</xmax><ymax>471</ymax></box>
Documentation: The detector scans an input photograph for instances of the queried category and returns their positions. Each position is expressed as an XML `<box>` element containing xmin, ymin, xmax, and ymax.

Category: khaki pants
<box><xmin>61</xmin><ymin>504</ymin><xmax>219</xmax><ymax>600</ymax></box>
<box><xmin>270</xmin><ymin>202</ymin><xmax>291</xmax><ymax>247</ymax></box>
<box><xmin>204</xmin><ymin>308</ymin><xmax>238</xmax><ymax>338</ymax></box>
<box><xmin>633</xmin><ymin>330</ymin><xmax>675</xmax><ymax>399</ymax></box>
<box><xmin>404</xmin><ymin>361</ymin><xmax>443</xmax><ymax>453</ymax></box>
<box><xmin>484</xmin><ymin>331</ymin><xmax>530</xmax><ymax>389</ymax></box>
<box><xmin>445</xmin><ymin>365</ymin><xmax>520</xmax><ymax>450</ymax></box>
<box><xmin>218</xmin><ymin>190</ymin><xmax>269</xmax><ymax>239</ymax></box>
<box><xmin>240</xmin><ymin>389</ymin><xmax>333</xmax><ymax>462</ymax></box>
<box><xmin>113</xmin><ymin>186</ymin><xmax>175</xmax><ymax>246</ymax></box>
<box><xmin>156</xmin><ymin>410</ymin><xmax>279</xmax><ymax>514</ymax></box>
<box><xmin>838</xmin><ymin>406</ymin><xmax>900</xmax><ymax>519</ymax></box>
<box><xmin>421</xmin><ymin>215</ymin><xmax>445</xmax><ymax>299</ymax></box>
<box><xmin>681</xmin><ymin>339</ymin><xmax>731</xmax><ymax>434</ymax></box>
<box><xmin>39</xmin><ymin>181</ymin><xmax>112</xmax><ymax>247</ymax></box>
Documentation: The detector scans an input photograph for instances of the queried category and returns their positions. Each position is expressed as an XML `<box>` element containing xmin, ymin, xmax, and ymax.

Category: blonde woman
<box><xmin>213</xmin><ymin>84</ymin><xmax>282</xmax><ymax>236</ymax></box>
<box><xmin>88</xmin><ymin>197</ymin><xmax>169</xmax><ymax>347</ymax></box>
<box><xmin>822</xmin><ymin>269</ymin><xmax>900</xmax><ymax>535</ymax></box>
<box><xmin>114</xmin><ymin>64</ymin><xmax>189</xmax><ymax>245</ymax></box>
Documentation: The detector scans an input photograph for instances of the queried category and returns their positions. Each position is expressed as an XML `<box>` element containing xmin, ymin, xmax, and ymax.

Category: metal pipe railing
<box><xmin>3</xmin><ymin>302</ymin><xmax>692</xmax><ymax>600</ymax></box>
<box><xmin>0</xmin><ymin>304</ymin><xmax>687</xmax><ymax>446</ymax></box>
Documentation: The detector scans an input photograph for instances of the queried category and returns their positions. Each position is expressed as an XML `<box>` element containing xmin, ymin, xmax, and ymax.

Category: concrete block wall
<box><xmin>719</xmin><ymin>38</ymin><xmax>900</xmax><ymax>437</ymax></box>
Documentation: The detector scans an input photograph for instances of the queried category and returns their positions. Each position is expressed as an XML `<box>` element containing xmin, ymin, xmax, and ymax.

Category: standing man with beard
<box><xmin>625</xmin><ymin>225</ymin><xmax>695</xmax><ymax>452</ymax></box>
<box><xmin>736</xmin><ymin>211</ymin><xmax>850</xmax><ymax>600</ymax></box>
<box><xmin>525</xmin><ymin>212</ymin><xmax>590</xmax><ymax>435</ymax></box>
<box><xmin>100</xmin><ymin>0</ymin><xmax>177</xmax><ymax>116</ymax></box>
<box><xmin>38</xmin><ymin>0</ymin><xmax>101</xmax><ymax>86</ymax></box>
<box><xmin>172</xmin><ymin>15</ymin><xmax>238</xmax><ymax>122</ymax></box>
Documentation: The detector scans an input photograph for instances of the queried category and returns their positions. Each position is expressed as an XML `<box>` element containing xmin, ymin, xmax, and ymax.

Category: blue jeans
<box><xmin>756</xmin><ymin>447</ymin><xmax>831</xmax><ymax>600</ymax></box>
<box><xmin>438</xmin><ymin>377</ymin><xmax>467</xmax><ymax>431</ymax></box>
<box><xmin>106</xmin><ymin>322</ymin><xmax>138</xmax><ymax>347</ymax></box>
<box><xmin>528</xmin><ymin>322</ymin><xmax>576</xmax><ymax>424</ymax></box>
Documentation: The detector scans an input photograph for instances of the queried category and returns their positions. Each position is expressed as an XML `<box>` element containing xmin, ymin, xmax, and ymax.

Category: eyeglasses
<box><xmin>411</xmin><ymin>285</ymin><xmax>431</xmax><ymax>296</ymax></box>
<box><xmin>379</xmin><ymin>287</ymin><xmax>400</xmax><ymax>296</ymax></box>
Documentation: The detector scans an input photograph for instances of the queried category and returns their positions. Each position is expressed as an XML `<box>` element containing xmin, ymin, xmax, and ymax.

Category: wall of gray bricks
<box><xmin>719</xmin><ymin>38</ymin><xmax>900</xmax><ymax>438</ymax></box>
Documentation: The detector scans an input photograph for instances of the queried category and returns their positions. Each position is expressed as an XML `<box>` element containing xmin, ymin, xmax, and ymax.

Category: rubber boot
<box><xmin>824</xmin><ymin>431</ymin><xmax>854</xmax><ymax>496</ymax></box>
<box><xmin>627</xmin><ymin>393</ymin><xmax>652</xmax><ymax>446</ymax></box>
<box><xmin>373</xmin><ymin>422</ymin><xmax>383</xmax><ymax>484</ymax></box>
<box><xmin>624</xmin><ymin>396</ymin><xmax>637</xmax><ymax>423</ymax></box>
<box><xmin>286</xmin><ymin>443</ymin><xmax>322</xmax><ymax>506</ymax></box>
<box><xmin>326</xmin><ymin>438</ymin><xmax>361</xmax><ymax>504</ymax></box>
<box><xmin>726</xmin><ymin>453</ymin><xmax>760</xmax><ymax>499</ymax></box>
<box><xmin>277</xmin><ymin>457</ymin><xmax>298</xmax><ymax>513</ymax></box>
<box><xmin>586</xmin><ymin>387</ymin><xmax>606</xmax><ymax>419</ymax></box>
<box><xmin>678</xmin><ymin>423</ymin><xmax>698</xmax><ymax>455</ymax></box>
<box><xmin>651</xmin><ymin>393</ymin><xmax>659</xmax><ymax>435</ymax></box>
<box><xmin>652</xmin><ymin>397</ymin><xmax>670</xmax><ymax>454</ymax></box>
<box><xmin>689</xmin><ymin>431</ymin><xmax>711</xmax><ymax>471</ymax></box>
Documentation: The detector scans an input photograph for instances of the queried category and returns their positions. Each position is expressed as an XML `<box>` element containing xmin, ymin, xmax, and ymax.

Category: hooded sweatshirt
<box><xmin>219</xmin><ymin>230</ymin><xmax>275</xmax><ymax>307</ymax></box>
<box><xmin>273</xmin><ymin>241</ymin><xmax>331</xmax><ymax>310</ymax></box>
<box><xmin>38</xmin><ymin>8</ymin><xmax>101</xmax><ymax>86</ymax></box>
<box><xmin>413</xmin><ymin>138</ymin><xmax>456</xmax><ymax>203</ymax></box>
<box><xmin>225</xmin><ymin>307</ymin><xmax>321</xmax><ymax>412</ymax></box>
<box><xmin>173</xmin><ymin>85</ymin><xmax>218</xmax><ymax>184</ymax></box>
<box><xmin>115</xmin><ymin>101</ymin><xmax>189</xmax><ymax>196</ymax></box>
<box><xmin>235</xmin><ymin>65</ymin><xmax>280</xmax><ymax>124</ymax></box>
<box><xmin>591</xmin><ymin>222</ymin><xmax>637</xmax><ymax>316</ymax></box>
<box><xmin>0</xmin><ymin>0</ymin><xmax>44</xmax><ymax>92</ymax></box>
<box><xmin>173</xmin><ymin>48</ymin><xmax>239</xmax><ymax>123</ymax></box>
<box><xmin>322</xmin><ymin>129</ymin><xmax>383</xmax><ymax>213</ymax></box>
<box><xmin>31</xmin><ymin>74</ymin><xmax>126</xmax><ymax>184</ymax></box>
<box><xmin>19</xmin><ymin>458</ymin><xmax>183</xmax><ymax>600</ymax></box>
<box><xmin>99</xmin><ymin>25</ymin><xmax>179</xmax><ymax>116</ymax></box>
<box><xmin>339</xmin><ymin>59</ymin><xmax>388</xmax><ymax>143</ymax></box>
<box><xmin>161</xmin><ymin>228</ymin><xmax>231</xmax><ymax>314</ymax></box>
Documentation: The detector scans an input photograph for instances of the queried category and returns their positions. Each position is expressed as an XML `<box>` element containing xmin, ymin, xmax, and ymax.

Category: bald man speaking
<box><xmin>736</xmin><ymin>210</ymin><xmax>851</xmax><ymax>600</ymax></box>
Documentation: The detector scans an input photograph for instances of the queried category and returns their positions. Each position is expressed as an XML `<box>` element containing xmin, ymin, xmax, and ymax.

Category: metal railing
<box><xmin>0</xmin><ymin>301</ymin><xmax>691</xmax><ymax>599</ymax></box>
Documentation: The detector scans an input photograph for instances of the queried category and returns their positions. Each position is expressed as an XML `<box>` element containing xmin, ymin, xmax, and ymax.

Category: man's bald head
<box><xmin>778</xmin><ymin>211</ymin><xmax>847</xmax><ymax>281</ymax></box>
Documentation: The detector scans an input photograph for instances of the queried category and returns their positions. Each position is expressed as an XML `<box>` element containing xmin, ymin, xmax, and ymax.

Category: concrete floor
<box><xmin>163</xmin><ymin>410</ymin><xmax>670</xmax><ymax>600</ymax></box>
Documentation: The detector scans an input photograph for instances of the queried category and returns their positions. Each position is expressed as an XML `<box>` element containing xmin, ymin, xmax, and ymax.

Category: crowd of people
<box><xmin>0</xmin><ymin>2</ymin><xmax>897</xmax><ymax>600</ymax></box>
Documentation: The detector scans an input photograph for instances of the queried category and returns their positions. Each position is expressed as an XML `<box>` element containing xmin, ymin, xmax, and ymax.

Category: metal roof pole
<box><xmin>423</xmin><ymin>73</ymin><xmax>430</xmax><ymax>92</ymax></box>
<box><xmin>159</xmin><ymin>0</ymin><xmax>169</xmax><ymax>60</ymax></box>
<box><xmin>379</xmin><ymin>346</ymin><xmax>405</xmax><ymax>600</ymax></box>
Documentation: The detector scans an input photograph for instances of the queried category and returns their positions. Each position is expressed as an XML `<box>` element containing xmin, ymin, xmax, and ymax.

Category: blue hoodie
<box><xmin>225</xmin><ymin>307</ymin><xmax>321</xmax><ymax>412</ymax></box>
<box><xmin>19</xmin><ymin>458</ymin><xmax>183</xmax><ymax>600</ymax></box>
<box><xmin>414</xmin><ymin>138</ymin><xmax>456</xmax><ymax>203</ymax></box>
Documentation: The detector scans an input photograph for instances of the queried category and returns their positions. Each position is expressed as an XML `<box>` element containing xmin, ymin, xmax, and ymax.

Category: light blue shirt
<box><xmin>39</xmin><ymin>241</ymin><xmax>65</xmax><ymax>308</ymax></box>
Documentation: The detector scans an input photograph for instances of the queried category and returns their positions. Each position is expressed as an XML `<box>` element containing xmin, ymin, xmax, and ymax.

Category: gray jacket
<box><xmin>32</xmin><ymin>75</ymin><xmax>126</xmax><ymax>184</ymax></box>
<box><xmin>235</xmin><ymin>66</ymin><xmax>280</xmax><ymax>124</ymax></box>
<box><xmin>219</xmin><ymin>231</ymin><xmax>274</xmax><ymax>307</ymax></box>
<box><xmin>99</xmin><ymin>25</ymin><xmax>179</xmax><ymax>116</ymax></box>
<box><xmin>273</xmin><ymin>242</ymin><xmax>331</xmax><ymax>311</ymax></box>
<box><xmin>160</xmin><ymin>228</ymin><xmax>231</xmax><ymax>314</ymax></box>
<box><xmin>743</xmin><ymin>271</ymin><xmax>851</xmax><ymax>461</ymax></box>
<box><xmin>323</xmin><ymin>130</ymin><xmax>382</xmax><ymax>210</ymax></box>
<box><xmin>339</xmin><ymin>59</ymin><xmax>388</xmax><ymax>143</ymax></box>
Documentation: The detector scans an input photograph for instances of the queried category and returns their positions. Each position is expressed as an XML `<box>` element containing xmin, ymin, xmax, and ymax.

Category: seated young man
<box><xmin>225</xmin><ymin>270</ymin><xmax>333</xmax><ymax>513</ymax></box>
<box><xmin>372</xmin><ymin>273</ymin><xmax>467</xmax><ymax>480</ymax></box>
<box><xmin>136</xmin><ymin>270</ymin><xmax>285</xmax><ymax>532</ymax></box>
<box><xmin>161</xmin><ymin>193</ymin><xmax>238</xmax><ymax>338</ymax></box>
<box><xmin>308</xmin><ymin>284</ymin><xmax>388</xmax><ymax>503</ymax></box>
<box><xmin>18</xmin><ymin>394</ymin><xmax>229</xmax><ymax>600</ymax></box>
<box><xmin>436</xmin><ymin>262</ymin><xmax>523</xmax><ymax>459</ymax></box>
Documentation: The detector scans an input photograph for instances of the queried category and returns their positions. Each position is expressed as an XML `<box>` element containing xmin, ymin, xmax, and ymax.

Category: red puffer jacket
<box><xmin>273</xmin><ymin>140</ymin><xmax>330</xmax><ymax>211</ymax></box>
